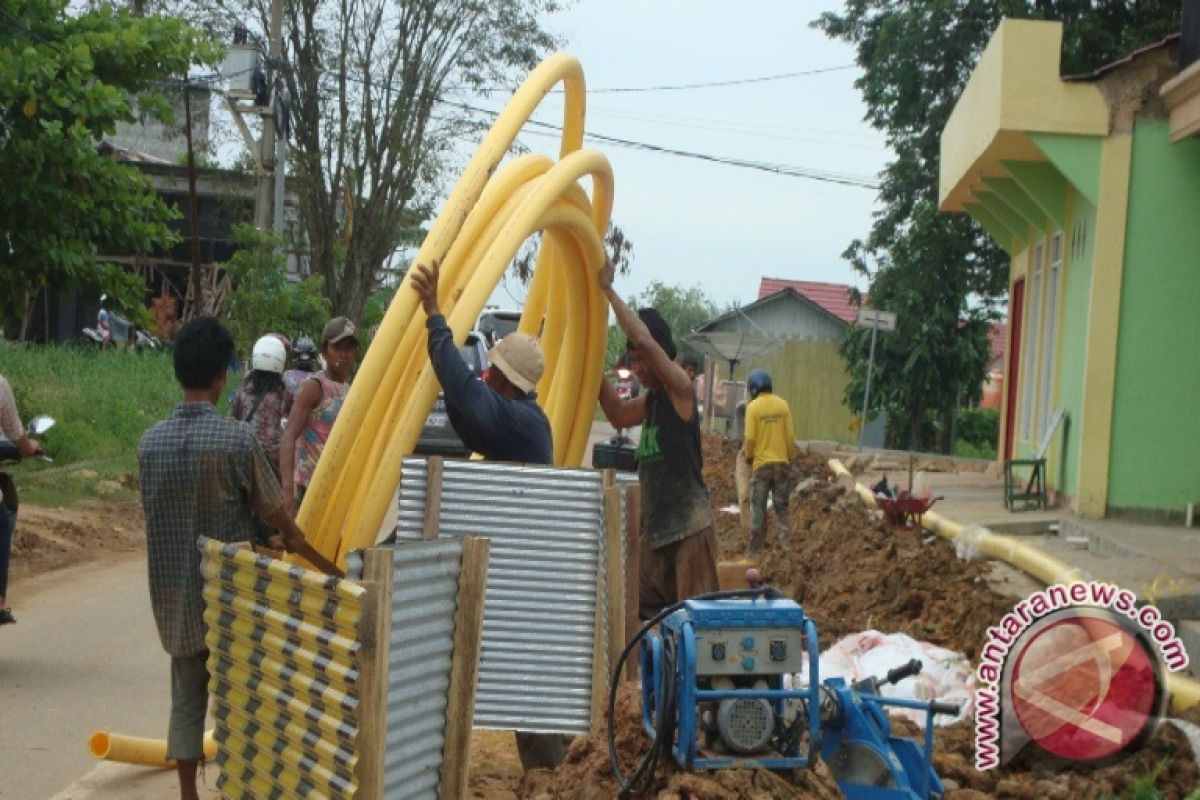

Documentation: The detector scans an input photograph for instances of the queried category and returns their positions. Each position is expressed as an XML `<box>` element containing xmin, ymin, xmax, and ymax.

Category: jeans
<box><xmin>0</xmin><ymin>504</ymin><xmax>15</xmax><ymax>599</ymax></box>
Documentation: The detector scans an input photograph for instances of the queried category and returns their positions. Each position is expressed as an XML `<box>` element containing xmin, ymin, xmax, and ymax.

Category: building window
<box><xmin>1038</xmin><ymin>232</ymin><xmax>1063</xmax><ymax>437</ymax></box>
<box><xmin>1021</xmin><ymin>241</ymin><xmax>1043</xmax><ymax>443</ymax></box>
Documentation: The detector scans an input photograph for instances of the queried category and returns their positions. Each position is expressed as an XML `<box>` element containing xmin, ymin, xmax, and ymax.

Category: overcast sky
<box><xmin>480</xmin><ymin>0</ymin><xmax>890</xmax><ymax>310</ymax></box>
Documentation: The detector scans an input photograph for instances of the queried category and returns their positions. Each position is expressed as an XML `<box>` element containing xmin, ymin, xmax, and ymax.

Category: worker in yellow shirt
<box><xmin>742</xmin><ymin>370</ymin><xmax>796</xmax><ymax>555</ymax></box>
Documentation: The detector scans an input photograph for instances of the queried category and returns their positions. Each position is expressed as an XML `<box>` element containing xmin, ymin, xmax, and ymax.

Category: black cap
<box><xmin>627</xmin><ymin>307</ymin><xmax>677</xmax><ymax>361</ymax></box>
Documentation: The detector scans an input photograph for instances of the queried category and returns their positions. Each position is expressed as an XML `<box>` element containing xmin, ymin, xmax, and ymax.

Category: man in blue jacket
<box><xmin>410</xmin><ymin>261</ymin><xmax>551</xmax><ymax>464</ymax></box>
<box><xmin>410</xmin><ymin>261</ymin><xmax>564</xmax><ymax>769</ymax></box>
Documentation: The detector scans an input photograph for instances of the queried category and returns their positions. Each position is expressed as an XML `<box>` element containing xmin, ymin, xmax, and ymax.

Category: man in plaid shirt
<box><xmin>139</xmin><ymin>317</ymin><xmax>339</xmax><ymax>800</ymax></box>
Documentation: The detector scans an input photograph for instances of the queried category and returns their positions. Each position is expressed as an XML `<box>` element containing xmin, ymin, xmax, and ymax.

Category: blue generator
<box><xmin>634</xmin><ymin>592</ymin><xmax>959</xmax><ymax>800</ymax></box>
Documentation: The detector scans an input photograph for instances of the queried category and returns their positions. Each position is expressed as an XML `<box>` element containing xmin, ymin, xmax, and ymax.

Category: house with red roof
<box><xmin>691</xmin><ymin>277</ymin><xmax>880</xmax><ymax>445</ymax></box>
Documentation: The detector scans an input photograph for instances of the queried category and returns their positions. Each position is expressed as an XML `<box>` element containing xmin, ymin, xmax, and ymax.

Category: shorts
<box><xmin>166</xmin><ymin>651</ymin><xmax>211</xmax><ymax>762</ymax></box>
<box><xmin>638</xmin><ymin>525</ymin><xmax>719</xmax><ymax>620</ymax></box>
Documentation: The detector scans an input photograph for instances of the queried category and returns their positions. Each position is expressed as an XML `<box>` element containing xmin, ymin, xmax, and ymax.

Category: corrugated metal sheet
<box><xmin>383</xmin><ymin>539</ymin><xmax>463</xmax><ymax>799</ymax></box>
<box><xmin>396</xmin><ymin>458</ymin><xmax>603</xmax><ymax>734</ymax></box>
<box><xmin>199</xmin><ymin>538</ymin><xmax>366</xmax><ymax>799</ymax></box>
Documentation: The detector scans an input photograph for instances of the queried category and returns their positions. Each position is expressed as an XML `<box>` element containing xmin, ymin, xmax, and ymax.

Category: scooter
<box><xmin>0</xmin><ymin>415</ymin><xmax>55</xmax><ymax>465</ymax></box>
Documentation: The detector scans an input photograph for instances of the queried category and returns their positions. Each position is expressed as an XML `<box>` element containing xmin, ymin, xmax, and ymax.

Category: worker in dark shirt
<box><xmin>596</xmin><ymin>260</ymin><xmax>718</xmax><ymax>620</ymax></box>
<box><xmin>410</xmin><ymin>261</ymin><xmax>552</xmax><ymax>464</ymax></box>
<box><xmin>410</xmin><ymin>260</ymin><xmax>564</xmax><ymax>770</ymax></box>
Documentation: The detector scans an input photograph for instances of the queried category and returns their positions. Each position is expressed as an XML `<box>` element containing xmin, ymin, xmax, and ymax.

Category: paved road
<box><xmin>0</xmin><ymin>554</ymin><xmax>215</xmax><ymax>799</ymax></box>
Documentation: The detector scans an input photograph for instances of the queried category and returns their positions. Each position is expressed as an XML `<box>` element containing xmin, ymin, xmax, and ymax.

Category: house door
<box><xmin>1005</xmin><ymin>279</ymin><xmax>1025</xmax><ymax>460</ymax></box>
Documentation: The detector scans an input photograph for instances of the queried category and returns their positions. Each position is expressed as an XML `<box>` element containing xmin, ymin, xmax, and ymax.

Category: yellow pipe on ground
<box><xmin>827</xmin><ymin>458</ymin><xmax>1200</xmax><ymax>713</ymax></box>
<box><xmin>88</xmin><ymin>729</ymin><xmax>216</xmax><ymax>767</ymax></box>
<box><xmin>291</xmin><ymin>52</ymin><xmax>612</xmax><ymax>569</ymax></box>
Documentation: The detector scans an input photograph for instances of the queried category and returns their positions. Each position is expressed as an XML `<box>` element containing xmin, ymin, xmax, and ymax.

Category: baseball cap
<box><xmin>322</xmin><ymin>317</ymin><xmax>359</xmax><ymax>346</ymax></box>
<box><xmin>487</xmin><ymin>333</ymin><xmax>544</xmax><ymax>394</ymax></box>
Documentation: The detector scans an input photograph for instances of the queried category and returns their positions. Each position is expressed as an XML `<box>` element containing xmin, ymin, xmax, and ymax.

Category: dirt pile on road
<box><xmin>10</xmin><ymin>500</ymin><xmax>144</xmax><ymax>581</ymax></box>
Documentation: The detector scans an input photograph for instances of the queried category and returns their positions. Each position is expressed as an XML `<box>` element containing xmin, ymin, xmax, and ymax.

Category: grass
<box><xmin>2</xmin><ymin>342</ymin><xmax>237</xmax><ymax>505</ymax></box>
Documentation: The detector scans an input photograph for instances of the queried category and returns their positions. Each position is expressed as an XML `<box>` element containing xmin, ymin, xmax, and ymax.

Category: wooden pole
<box><xmin>353</xmin><ymin>570</ymin><xmax>388</xmax><ymax>799</ymax></box>
<box><xmin>422</xmin><ymin>456</ymin><xmax>445</xmax><ymax>540</ymax></box>
<box><xmin>440</xmin><ymin>536</ymin><xmax>490</xmax><ymax>800</ymax></box>
<box><xmin>603</xmin><ymin>485</ymin><xmax>624</xmax><ymax>685</ymax></box>
<box><xmin>623</xmin><ymin>485</ymin><xmax>642</xmax><ymax>683</ymax></box>
<box><xmin>183</xmin><ymin>82</ymin><xmax>204</xmax><ymax>319</ymax></box>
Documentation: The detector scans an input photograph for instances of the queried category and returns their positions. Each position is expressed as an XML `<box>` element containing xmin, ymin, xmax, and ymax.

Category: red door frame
<box><xmin>1005</xmin><ymin>279</ymin><xmax>1025</xmax><ymax>461</ymax></box>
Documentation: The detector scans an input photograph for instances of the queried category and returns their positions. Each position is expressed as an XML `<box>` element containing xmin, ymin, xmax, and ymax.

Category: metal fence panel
<box><xmin>199</xmin><ymin>538</ymin><xmax>366</xmax><ymax>799</ymax></box>
<box><xmin>396</xmin><ymin>458</ymin><xmax>603</xmax><ymax>734</ymax></box>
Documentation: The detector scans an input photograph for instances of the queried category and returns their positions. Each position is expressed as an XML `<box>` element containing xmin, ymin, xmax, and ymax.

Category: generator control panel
<box><xmin>693</xmin><ymin>628</ymin><xmax>805</xmax><ymax>675</ymax></box>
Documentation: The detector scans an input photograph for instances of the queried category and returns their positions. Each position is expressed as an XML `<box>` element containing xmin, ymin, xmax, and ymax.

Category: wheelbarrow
<box><xmin>874</xmin><ymin>490</ymin><xmax>943</xmax><ymax>531</ymax></box>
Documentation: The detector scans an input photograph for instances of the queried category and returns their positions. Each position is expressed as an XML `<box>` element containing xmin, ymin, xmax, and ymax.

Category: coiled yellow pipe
<box><xmin>295</xmin><ymin>52</ymin><xmax>613</xmax><ymax>569</ymax></box>
<box><xmin>828</xmin><ymin>458</ymin><xmax>1200</xmax><ymax>713</ymax></box>
<box><xmin>91</xmin><ymin>53</ymin><xmax>613</xmax><ymax>768</ymax></box>
<box><xmin>88</xmin><ymin>729</ymin><xmax>216</xmax><ymax>767</ymax></box>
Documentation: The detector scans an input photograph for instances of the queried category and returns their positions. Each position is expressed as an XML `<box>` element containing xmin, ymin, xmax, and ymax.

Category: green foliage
<box><xmin>221</xmin><ymin>224</ymin><xmax>331</xmax><ymax>353</ymax></box>
<box><xmin>628</xmin><ymin>280</ymin><xmax>719</xmax><ymax>361</ymax></box>
<box><xmin>0</xmin><ymin>0</ymin><xmax>220</xmax><ymax>323</ymax></box>
<box><xmin>360</xmin><ymin>287</ymin><xmax>395</xmax><ymax>332</ymax></box>
<box><xmin>815</xmin><ymin>0</ymin><xmax>1180</xmax><ymax>453</ymax></box>
<box><xmin>3</xmin><ymin>342</ymin><xmax>180</xmax><ymax>465</ymax></box>
<box><xmin>957</xmin><ymin>407</ymin><xmax>999</xmax><ymax>451</ymax></box>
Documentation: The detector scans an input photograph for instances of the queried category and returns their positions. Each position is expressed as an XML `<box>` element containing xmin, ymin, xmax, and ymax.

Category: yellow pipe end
<box><xmin>89</xmin><ymin>729</ymin><xmax>216</xmax><ymax>768</ymax></box>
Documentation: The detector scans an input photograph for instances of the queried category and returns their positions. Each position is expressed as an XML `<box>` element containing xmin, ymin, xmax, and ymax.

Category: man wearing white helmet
<box><xmin>230</xmin><ymin>335</ymin><xmax>292</xmax><ymax>476</ymax></box>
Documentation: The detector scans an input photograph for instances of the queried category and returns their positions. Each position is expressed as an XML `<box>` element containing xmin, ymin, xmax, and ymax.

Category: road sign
<box><xmin>856</xmin><ymin>308</ymin><xmax>897</xmax><ymax>331</ymax></box>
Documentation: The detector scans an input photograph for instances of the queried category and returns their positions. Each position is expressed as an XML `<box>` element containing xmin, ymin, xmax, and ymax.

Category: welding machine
<box><xmin>611</xmin><ymin>588</ymin><xmax>959</xmax><ymax>799</ymax></box>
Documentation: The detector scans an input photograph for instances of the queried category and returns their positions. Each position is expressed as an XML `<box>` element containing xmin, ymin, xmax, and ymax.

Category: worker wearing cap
<box><xmin>596</xmin><ymin>261</ymin><xmax>718</xmax><ymax>621</ymax></box>
<box><xmin>410</xmin><ymin>262</ymin><xmax>552</xmax><ymax>464</ymax></box>
<box><xmin>743</xmin><ymin>369</ymin><xmax>795</xmax><ymax>555</ymax></box>
<box><xmin>411</xmin><ymin>261</ymin><xmax>562</xmax><ymax>770</ymax></box>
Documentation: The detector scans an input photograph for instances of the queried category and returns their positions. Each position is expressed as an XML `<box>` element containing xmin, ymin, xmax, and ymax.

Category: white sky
<box><xmin>482</xmin><ymin>0</ymin><xmax>890</xmax><ymax>309</ymax></box>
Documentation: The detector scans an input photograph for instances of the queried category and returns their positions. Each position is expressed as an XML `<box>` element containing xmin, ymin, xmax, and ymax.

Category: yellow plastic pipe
<box><xmin>88</xmin><ymin>729</ymin><xmax>216</xmax><ymax>767</ymax></box>
<box><xmin>827</xmin><ymin>458</ymin><xmax>1200</xmax><ymax>713</ymax></box>
<box><xmin>291</xmin><ymin>52</ymin><xmax>613</xmax><ymax>569</ymax></box>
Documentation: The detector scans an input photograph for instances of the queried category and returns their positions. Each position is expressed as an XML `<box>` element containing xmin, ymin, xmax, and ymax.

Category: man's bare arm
<box><xmin>263</xmin><ymin>504</ymin><xmax>344</xmax><ymax>577</ymax></box>
<box><xmin>598</xmin><ymin>377</ymin><xmax>647</xmax><ymax>429</ymax></box>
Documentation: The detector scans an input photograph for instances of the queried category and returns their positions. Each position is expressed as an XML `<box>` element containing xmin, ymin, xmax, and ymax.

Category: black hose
<box><xmin>608</xmin><ymin>587</ymin><xmax>779</xmax><ymax>797</ymax></box>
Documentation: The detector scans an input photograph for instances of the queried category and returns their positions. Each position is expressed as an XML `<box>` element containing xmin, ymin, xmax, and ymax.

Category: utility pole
<box><xmin>255</xmin><ymin>0</ymin><xmax>284</xmax><ymax>232</ymax></box>
<box><xmin>183</xmin><ymin>81</ymin><xmax>204</xmax><ymax>318</ymax></box>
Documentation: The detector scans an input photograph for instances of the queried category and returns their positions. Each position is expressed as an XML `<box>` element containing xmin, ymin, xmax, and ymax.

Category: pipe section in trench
<box><xmin>827</xmin><ymin>458</ymin><xmax>1200</xmax><ymax>714</ymax></box>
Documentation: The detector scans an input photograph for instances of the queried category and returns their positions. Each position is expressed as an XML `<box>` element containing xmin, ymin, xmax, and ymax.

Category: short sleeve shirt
<box><xmin>0</xmin><ymin>375</ymin><xmax>22</xmax><ymax>441</ymax></box>
<box><xmin>138</xmin><ymin>402</ymin><xmax>284</xmax><ymax>657</ymax></box>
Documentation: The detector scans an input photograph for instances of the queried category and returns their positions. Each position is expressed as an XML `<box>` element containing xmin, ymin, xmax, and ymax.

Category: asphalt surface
<box><xmin>0</xmin><ymin>554</ymin><xmax>213</xmax><ymax>799</ymax></box>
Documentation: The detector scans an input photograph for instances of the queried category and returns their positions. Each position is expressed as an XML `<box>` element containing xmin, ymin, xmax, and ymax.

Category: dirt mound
<box><xmin>483</xmin><ymin>434</ymin><xmax>1200</xmax><ymax>797</ymax></box>
<box><xmin>9</xmin><ymin>500</ymin><xmax>144</xmax><ymax>581</ymax></box>
<box><xmin>516</xmin><ymin>684</ymin><xmax>842</xmax><ymax>800</ymax></box>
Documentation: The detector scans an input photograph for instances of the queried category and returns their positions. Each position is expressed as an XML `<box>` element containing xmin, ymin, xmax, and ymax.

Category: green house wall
<box><xmin>1107</xmin><ymin>120</ymin><xmax>1200</xmax><ymax>513</ymax></box>
<box><xmin>1055</xmin><ymin>195</ymin><xmax>1095</xmax><ymax>498</ymax></box>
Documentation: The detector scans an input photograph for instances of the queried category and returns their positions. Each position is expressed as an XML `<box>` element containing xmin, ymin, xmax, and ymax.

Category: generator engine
<box><xmin>631</xmin><ymin>590</ymin><xmax>959</xmax><ymax>800</ymax></box>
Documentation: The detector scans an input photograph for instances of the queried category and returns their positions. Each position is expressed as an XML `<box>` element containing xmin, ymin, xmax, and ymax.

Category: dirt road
<box><xmin>0</xmin><ymin>551</ymin><xmax>219</xmax><ymax>799</ymax></box>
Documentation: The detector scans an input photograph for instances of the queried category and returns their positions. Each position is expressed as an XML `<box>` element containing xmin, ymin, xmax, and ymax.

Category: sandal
<box><xmin>0</xmin><ymin>607</ymin><xmax>16</xmax><ymax>625</ymax></box>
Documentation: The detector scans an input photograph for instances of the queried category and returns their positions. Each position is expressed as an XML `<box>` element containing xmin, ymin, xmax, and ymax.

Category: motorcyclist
<box><xmin>0</xmin><ymin>374</ymin><xmax>44</xmax><ymax>625</ymax></box>
<box><xmin>283</xmin><ymin>336</ymin><xmax>319</xmax><ymax>397</ymax></box>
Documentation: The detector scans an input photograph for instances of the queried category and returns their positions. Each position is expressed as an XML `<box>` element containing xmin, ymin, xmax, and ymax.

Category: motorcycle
<box><xmin>0</xmin><ymin>415</ymin><xmax>55</xmax><ymax>465</ymax></box>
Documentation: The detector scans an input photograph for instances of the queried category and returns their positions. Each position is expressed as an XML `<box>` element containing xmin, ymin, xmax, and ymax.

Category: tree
<box><xmin>179</xmin><ymin>0</ymin><xmax>562</xmax><ymax>320</ymax></box>
<box><xmin>607</xmin><ymin>280</ymin><xmax>718</xmax><ymax>367</ymax></box>
<box><xmin>0</xmin><ymin>0</ymin><xmax>217</xmax><ymax>326</ymax></box>
<box><xmin>221</xmin><ymin>223</ymin><xmax>331</xmax><ymax>353</ymax></box>
<box><xmin>815</xmin><ymin>0</ymin><xmax>1180</xmax><ymax>451</ymax></box>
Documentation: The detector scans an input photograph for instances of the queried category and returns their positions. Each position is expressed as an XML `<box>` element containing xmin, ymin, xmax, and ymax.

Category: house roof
<box><xmin>757</xmin><ymin>278</ymin><xmax>858</xmax><ymax>325</ymax></box>
<box><xmin>696</xmin><ymin>286</ymin><xmax>847</xmax><ymax>333</ymax></box>
<box><xmin>1063</xmin><ymin>33</ymin><xmax>1180</xmax><ymax>82</ymax></box>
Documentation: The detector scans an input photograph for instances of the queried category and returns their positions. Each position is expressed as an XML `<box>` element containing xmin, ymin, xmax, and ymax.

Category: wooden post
<box><xmin>603</xmin><ymin>485</ymin><xmax>624</xmax><ymax>685</ymax></box>
<box><xmin>354</xmin><ymin>545</ymin><xmax>392</xmax><ymax>800</ymax></box>
<box><xmin>623</xmin><ymin>485</ymin><xmax>642</xmax><ymax>683</ymax></box>
<box><xmin>439</xmin><ymin>536</ymin><xmax>490</xmax><ymax>800</ymax></box>
<box><xmin>423</xmin><ymin>456</ymin><xmax>445</xmax><ymax>540</ymax></box>
<box><xmin>589</xmin><ymin>468</ymin><xmax>619</xmax><ymax>730</ymax></box>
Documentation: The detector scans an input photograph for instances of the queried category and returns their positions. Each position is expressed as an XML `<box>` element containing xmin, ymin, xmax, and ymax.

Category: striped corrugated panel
<box><xmin>199</xmin><ymin>538</ymin><xmax>367</xmax><ymax>799</ymax></box>
<box><xmin>395</xmin><ymin>458</ymin><xmax>604</xmax><ymax>735</ymax></box>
